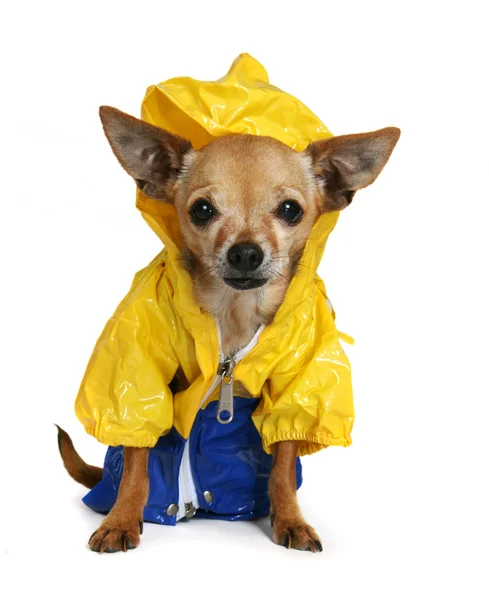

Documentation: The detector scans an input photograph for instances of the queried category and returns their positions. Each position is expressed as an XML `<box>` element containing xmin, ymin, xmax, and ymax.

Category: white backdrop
<box><xmin>2</xmin><ymin>1</ymin><xmax>488</xmax><ymax>598</ymax></box>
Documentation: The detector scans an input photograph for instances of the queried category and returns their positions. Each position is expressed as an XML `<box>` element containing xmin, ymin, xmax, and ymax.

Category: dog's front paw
<box><xmin>89</xmin><ymin>519</ymin><xmax>143</xmax><ymax>553</ymax></box>
<box><xmin>271</xmin><ymin>516</ymin><xmax>322</xmax><ymax>553</ymax></box>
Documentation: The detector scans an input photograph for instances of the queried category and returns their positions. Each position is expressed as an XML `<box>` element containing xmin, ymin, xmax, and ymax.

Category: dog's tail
<box><xmin>55</xmin><ymin>425</ymin><xmax>103</xmax><ymax>489</ymax></box>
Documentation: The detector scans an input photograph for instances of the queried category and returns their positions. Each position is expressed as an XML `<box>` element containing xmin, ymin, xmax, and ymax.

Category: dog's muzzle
<box><xmin>224</xmin><ymin>242</ymin><xmax>268</xmax><ymax>290</ymax></box>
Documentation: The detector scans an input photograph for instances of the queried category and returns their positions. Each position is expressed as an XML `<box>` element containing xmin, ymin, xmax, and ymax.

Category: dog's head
<box><xmin>100</xmin><ymin>107</ymin><xmax>399</xmax><ymax>293</ymax></box>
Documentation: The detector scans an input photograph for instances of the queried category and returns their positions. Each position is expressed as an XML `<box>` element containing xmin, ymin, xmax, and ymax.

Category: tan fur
<box><xmin>269</xmin><ymin>441</ymin><xmax>322</xmax><ymax>552</ymax></box>
<box><xmin>56</xmin><ymin>426</ymin><xmax>102</xmax><ymax>489</ymax></box>
<box><xmin>59</xmin><ymin>107</ymin><xmax>399</xmax><ymax>552</ymax></box>
<box><xmin>88</xmin><ymin>448</ymin><xmax>149</xmax><ymax>553</ymax></box>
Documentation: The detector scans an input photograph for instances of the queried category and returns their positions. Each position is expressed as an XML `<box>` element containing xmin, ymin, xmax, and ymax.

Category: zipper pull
<box><xmin>184</xmin><ymin>502</ymin><xmax>197</xmax><ymax>518</ymax></box>
<box><xmin>217</xmin><ymin>359</ymin><xmax>235</xmax><ymax>424</ymax></box>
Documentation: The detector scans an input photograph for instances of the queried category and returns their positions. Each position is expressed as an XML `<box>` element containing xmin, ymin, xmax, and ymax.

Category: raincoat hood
<box><xmin>137</xmin><ymin>53</ymin><xmax>336</xmax><ymax>263</ymax></box>
<box><xmin>75</xmin><ymin>54</ymin><xmax>354</xmax><ymax>458</ymax></box>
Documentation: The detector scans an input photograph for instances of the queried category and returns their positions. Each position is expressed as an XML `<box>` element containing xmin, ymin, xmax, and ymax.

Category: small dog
<box><xmin>58</xmin><ymin>106</ymin><xmax>399</xmax><ymax>552</ymax></box>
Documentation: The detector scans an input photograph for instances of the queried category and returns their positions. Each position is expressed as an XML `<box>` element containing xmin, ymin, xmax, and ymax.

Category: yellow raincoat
<box><xmin>75</xmin><ymin>54</ymin><xmax>354</xmax><ymax>462</ymax></box>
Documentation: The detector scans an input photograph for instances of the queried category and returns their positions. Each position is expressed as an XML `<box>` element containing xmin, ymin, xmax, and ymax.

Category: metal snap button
<box><xmin>203</xmin><ymin>490</ymin><xmax>214</xmax><ymax>504</ymax></box>
<box><xmin>166</xmin><ymin>503</ymin><xmax>179</xmax><ymax>516</ymax></box>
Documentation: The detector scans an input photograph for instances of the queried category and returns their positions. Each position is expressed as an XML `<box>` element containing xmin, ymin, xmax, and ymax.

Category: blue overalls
<box><xmin>83</xmin><ymin>396</ymin><xmax>302</xmax><ymax>524</ymax></box>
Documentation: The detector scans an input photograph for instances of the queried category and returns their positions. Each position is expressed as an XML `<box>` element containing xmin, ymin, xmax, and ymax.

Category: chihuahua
<box><xmin>58</xmin><ymin>106</ymin><xmax>399</xmax><ymax>553</ymax></box>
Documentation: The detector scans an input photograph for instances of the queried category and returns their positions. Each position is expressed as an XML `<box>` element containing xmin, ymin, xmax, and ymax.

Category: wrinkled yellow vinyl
<box><xmin>75</xmin><ymin>54</ymin><xmax>354</xmax><ymax>456</ymax></box>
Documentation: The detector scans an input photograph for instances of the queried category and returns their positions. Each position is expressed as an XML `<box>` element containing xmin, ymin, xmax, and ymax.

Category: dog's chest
<box><xmin>219</xmin><ymin>314</ymin><xmax>264</xmax><ymax>359</ymax></box>
<box><xmin>202</xmin><ymin>288</ymin><xmax>268</xmax><ymax>358</ymax></box>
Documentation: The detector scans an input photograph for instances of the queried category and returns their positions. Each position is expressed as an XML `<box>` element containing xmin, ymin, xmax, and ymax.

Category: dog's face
<box><xmin>100</xmin><ymin>107</ymin><xmax>399</xmax><ymax>293</ymax></box>
<box><xmin>175</xmin><ymin>135</ymin><xmax>322</xmax><ymax>291</ymax></box>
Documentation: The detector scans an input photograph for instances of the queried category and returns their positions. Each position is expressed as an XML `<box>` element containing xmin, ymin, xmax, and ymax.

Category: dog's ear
<box><xmin>99</xmin><ymin>106</ymin><xmax>192</xmax><ymax>201</ymax></box>
<box><xmin>305</xmin><ymin>127</ymin><xmax>400</xmax><ymax>212</ymax></box>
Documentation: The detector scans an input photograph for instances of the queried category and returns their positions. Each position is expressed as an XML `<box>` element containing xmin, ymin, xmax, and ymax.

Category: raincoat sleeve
<box><xmin>252</xmin><ymin>288</ymin><xmax>354</xmax><ymax>457</ymax></box>
<box><xmin>75</xmin><ymin>255</ymin><xmax>179</xmax><ymax>448</ymax></box>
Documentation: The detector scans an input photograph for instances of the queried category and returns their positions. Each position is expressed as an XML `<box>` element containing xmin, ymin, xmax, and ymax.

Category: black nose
<box><xmin>227</xmin><ymin>243</ymin><xmax>264</xmax><ymax>272</ymax></box>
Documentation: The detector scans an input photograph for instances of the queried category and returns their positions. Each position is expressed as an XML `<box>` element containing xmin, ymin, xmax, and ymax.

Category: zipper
<box><xmin>176</xmin><ymin>374</ymin><xmax>220</xmax><ymax>519</ymax></box>
<box><xmin>216</xmin><ymin>360</ymin><xmax>235</xmax><ymax>424</ymax></box>
<box><xmin>215</xmin><ymin>327</ymin><xmax>264</xmax><ymax>423</ymax></box>
<box><xmin>176</xmin><ymin>324</ymin><xmax>264</xmax><ymax>520</ymax></box>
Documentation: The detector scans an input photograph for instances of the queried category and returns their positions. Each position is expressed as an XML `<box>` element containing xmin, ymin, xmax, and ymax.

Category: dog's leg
<box><xmin>89</xmin><ymin>447</ymin><xmax>149</xmax><ymax>553</ymax></box>
<box><xmin>269</xmin><ymin>441</ymin><xmax>322</xmax><ymax>552</ymax></box>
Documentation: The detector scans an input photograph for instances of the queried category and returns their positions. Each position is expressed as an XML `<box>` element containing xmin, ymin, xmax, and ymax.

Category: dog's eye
<box><xmin>276</xmin><ymin>200</ymin><xmax>303</xmax><ymax>225</ymax></box>
<box><xmin>190</xmin><ymin>200</ymin><xmax>216</xmax><ymax>226</ymax></box>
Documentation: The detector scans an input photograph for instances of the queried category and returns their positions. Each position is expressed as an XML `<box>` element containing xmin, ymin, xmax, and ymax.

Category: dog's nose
<box><xmin>227</xmin><ymin>243</ymin><xmax>264</xmax><ymax>272</ymax></box>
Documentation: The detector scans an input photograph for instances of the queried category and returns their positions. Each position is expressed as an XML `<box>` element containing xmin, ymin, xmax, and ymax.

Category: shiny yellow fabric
<box><xmin>75</xmin><ymin>54</ymin><xmax>354</xmax><ymax>456</ymax></box>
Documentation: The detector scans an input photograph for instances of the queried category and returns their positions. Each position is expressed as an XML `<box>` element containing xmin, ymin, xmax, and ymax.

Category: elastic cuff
<box><xmin>261</xmin><ymin>429</ymin><xmax>352</xmax><ymax>456</ymax></box>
